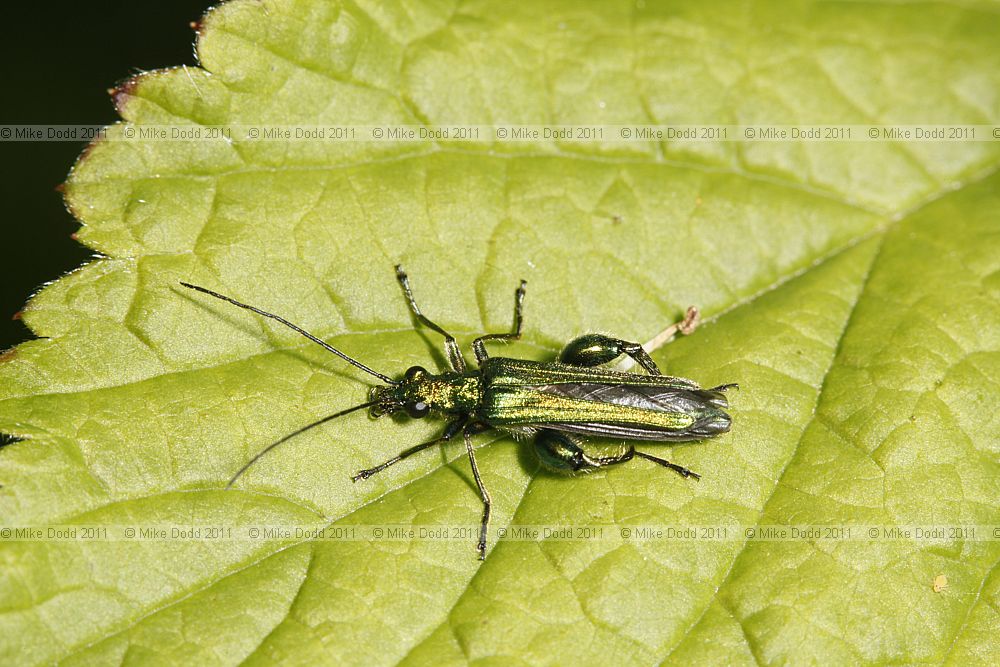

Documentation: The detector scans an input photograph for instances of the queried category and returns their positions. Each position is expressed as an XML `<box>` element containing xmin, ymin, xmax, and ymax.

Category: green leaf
<box><xmin>3</xmin><ymin>0</ymin><xmax>1000</xmax><ymax>664</ymax></box>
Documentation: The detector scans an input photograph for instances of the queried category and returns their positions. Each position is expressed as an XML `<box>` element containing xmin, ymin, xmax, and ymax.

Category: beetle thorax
<box><xmin>404</xmin><ymin>372</ymin><xmax>481</xmax><ymax>414</ymax></box>
<box><xmin>372</xmin><ymin>366</ymin><xmax>481</xmax><ymax>417</ymax></box>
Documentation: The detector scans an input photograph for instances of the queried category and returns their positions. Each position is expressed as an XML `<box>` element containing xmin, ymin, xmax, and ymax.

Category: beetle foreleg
<box><xmin>395</xmin><ymin>265</ymin><xmax>468</xmax><ymax>372</ymax></box>
<box><xmin>352</xmin><ymin>416</ymin><xmax>467</xmax><ymax>481</ymax></box>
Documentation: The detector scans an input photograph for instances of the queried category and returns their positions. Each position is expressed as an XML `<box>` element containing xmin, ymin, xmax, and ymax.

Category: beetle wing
<box><xmin>479</xmin><ymin>358</ymin><xmax>732</xmax><ymax>441</ymax></box>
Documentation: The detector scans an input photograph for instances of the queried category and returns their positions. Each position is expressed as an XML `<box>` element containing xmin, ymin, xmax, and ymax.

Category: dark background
<box><xmin>1</xmin><ymin>1</ymin><xmax>211</xmax><ymax>350</ymax></box>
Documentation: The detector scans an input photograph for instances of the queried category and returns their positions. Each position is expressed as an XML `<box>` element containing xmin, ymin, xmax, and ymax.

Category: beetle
<box><xmin>180</xmin><ymin>266</ymin><xmax>735</xmax><ymax>559</ymax></box>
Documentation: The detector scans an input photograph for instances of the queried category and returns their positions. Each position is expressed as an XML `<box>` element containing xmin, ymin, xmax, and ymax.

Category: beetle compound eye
<box><xmin>405</xmin><ymin>401</ymin><xmax>430</xmax><ymax>418</ymax></box>
<box><xmin>404</xmin><ymin>366</ymin><xmax>427</xmax><ymax>382</ymax></box>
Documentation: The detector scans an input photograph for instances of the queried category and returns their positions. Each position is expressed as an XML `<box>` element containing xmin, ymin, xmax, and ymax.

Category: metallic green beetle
<box><xmin>181</xmin><ymin>266</ymin><xmax>735</xmax><ymax>559</ymax></box>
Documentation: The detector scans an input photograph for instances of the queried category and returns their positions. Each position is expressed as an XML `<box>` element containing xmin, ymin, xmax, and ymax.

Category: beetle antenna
<box><xmin>226</xmin><ymin>400</ymin><xmax>378</xmax><ymax>488</ymax></box>
<box><xmin>180</xmin><ymin>282</ymin><xmax>397</xmax><ymax>384</ymax></box>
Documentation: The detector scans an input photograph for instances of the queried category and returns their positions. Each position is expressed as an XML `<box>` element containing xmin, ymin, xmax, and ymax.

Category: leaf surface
<box><xmin>2</xmin><ymin>1</ymin><xmax>999</xmax><ymax>664</ymax></box>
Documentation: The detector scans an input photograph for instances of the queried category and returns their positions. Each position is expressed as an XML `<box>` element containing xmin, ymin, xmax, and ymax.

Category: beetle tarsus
<box><xmin>634</xmin><ymin>451</ymin><xmax>700</xmax><ymax>480</ymax></box>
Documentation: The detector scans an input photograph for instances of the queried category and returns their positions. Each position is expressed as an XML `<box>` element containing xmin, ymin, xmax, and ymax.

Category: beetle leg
<box><xmin>352</xmin><ymin>416</ymin><xmax>467</xmax><ymax>481</ymax></box>
<box><xmin>534</xmin><ymin>431</ymin><xmax>699</xmax><ymax>479</ymax></box>
<box><xmin>559</xmin><ymin>334</ymin><xmax>662</xmax><ymax>375</ymax></box>
<box><xmin>633</xmin><ymin>450</ymin><xmax>700</xmax><ymax>479</ymax></box>
<box><xmin>463</xmin><ymin>425</ymin><xmax>492</xmax><ymax>560</ymax></box>
<box><xmin>533</xmin><ymin>431</ymin><xmax>597</xmax><ymax>472</ymax></box>
<box><xmin>559</xmin><ymin>308</ymin><xmax>700</xmax><ymax>375</ymax></box>
<box><xmin>472</xmin><ymin>279</ymin><xmax>527</xmax><ymax>364</ymax></box>
<box><xmin>395</xmin><ymin>265</ymin><xmax>467</xmax><ymax>372</ymax></box>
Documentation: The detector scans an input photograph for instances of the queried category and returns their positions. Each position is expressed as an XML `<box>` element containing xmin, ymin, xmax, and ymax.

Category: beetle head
<box><xmin>369</xmin><ymin>366</ymin><xmax>433</xmax><ymax>419</ymax></box>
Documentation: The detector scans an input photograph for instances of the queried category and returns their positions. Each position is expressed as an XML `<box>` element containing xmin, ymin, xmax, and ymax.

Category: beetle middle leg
<box><xmin>464</xmin><ymin>424</ymin><xmax>492</xmax><ymax>560</ymax></box>
<box><xmin>472</xmin><ymin>279</ymin><xmax>527</xmax><ymax>364</ymax></box>
<box><xmin>534</xmin><ymin>431</ymin><xmax>699</xmax><ymax>479</ymax></box>
<box><xmin>395</xmin><ymin>264</ymin><xmax>467</xmax><ymax>372</ymax></box>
